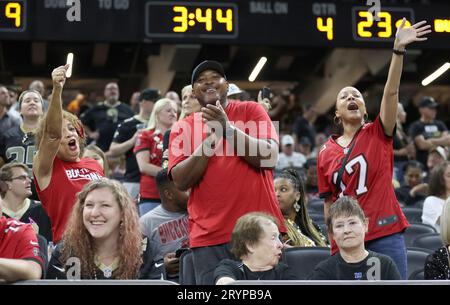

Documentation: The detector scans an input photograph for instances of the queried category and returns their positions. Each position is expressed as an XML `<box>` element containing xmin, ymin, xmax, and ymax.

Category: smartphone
<box><xmin>261</xmin><ymin>87</ymin><xmax>271</xmax><ymax>100</ymax></box>
<box><xmin>175</xmin><ymin>248</ymin><xmax>189</xmax><ymax>258</ymax></box>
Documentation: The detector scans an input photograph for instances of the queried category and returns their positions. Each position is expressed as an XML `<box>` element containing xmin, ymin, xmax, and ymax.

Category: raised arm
<box><xmin>380</xmin><ymin>19</ymin><xmax>431</xmax><ymax>136</ymax></box>
<box><xmin>33</xmin><ymin>65</ymin><xmax>68</xmax><ymax>189</ymax></box>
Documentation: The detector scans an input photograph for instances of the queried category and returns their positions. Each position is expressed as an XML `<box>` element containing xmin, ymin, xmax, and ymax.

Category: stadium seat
<box><xmin>282</xmin><ymin>247</ymin><xmax>330</xmax><ymax>280</ymax></box>
<box><xmin>308</xmin><ymin>198</ymin><xmax>324</xmax><ymax>214</ymax></box>
<box><xmin>402</xmin><ymin>207</ymin><xmax>423</xmax><ymax>223</ymax></box>
<box><xmin>407</xmin><ymin>247</ymin><xmax>433</xmax><ymax>280</ymax></box>
<box><xmin>179</xmin><ymin>250</ymin><xmax>196</xmax><ymax>285</ymax></box>
<box><xmin>411</xmin><ymin>233</ymin><xmax>444</xmax><ymax>251</ymax></box>
<box><xmin>404</xmin><ymin>223</ymin><xmax>437</xmax><ymax>247</ymax></box>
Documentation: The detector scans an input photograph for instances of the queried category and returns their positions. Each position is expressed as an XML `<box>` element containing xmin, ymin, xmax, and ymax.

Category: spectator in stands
<box><xmin>66</xmin><ymin>93</ymin><xmax>86</xmax><ymax>117</ymax></box>
<box><xmin>129</xmin><ymin>91</ymin><xmax>141</xmax><ymax>114</ymax></box>
<box><xmin>140</xmin><ymin>169</ymin><xmax>189</xmax><ymax>282</ymax></box>
<box><xmin>33</xmin><ymin>65</ymin><xmax>104</xmax><ymax>243</ymax></box>
<box><xmin>0</xmin><ymin>89</ymin><xmax>44</xmax><ymax>200</ymax></box>
<box><xmin>0</xmin><ymin>86</ymin><xmax>20</xmax><ymax>153</ymax></box>
<box><xmin>394</xmin><ymin>103</ymin><xmax>415</xmax><ymax>184</ymax></box>
<box><xmin>293</xmin><ymin>103</ymin><xmax>317</xmax><ymax>151</ymax></box>
<box><xmin>28</xmin><ymin>80</ymin><xmax>49</xmax><ymax>112</ymax></box>
<box><xmin>1</xmin><ymin>86</ymin><xmax>21</xmax><ymax>124</ymax></box>
<box><xmin>135</xmin><ymin>98</ymin><xmax>177</xmax><ymax>216</ymax></box>
<box><xmin>309</xmin><ymin>196</ymin><xmax>400</xmax><ymax>280</ymax></box>
<box><xmin>409</xmin><ymin>96</ymin><xmax>450</xmax><ymax>169</ymax></box>
<box><xmin>109</xmin><ymin>88</ymin><xmax>160</xmax><ymax>200</ymax></box>
<box><xmin>81</xmin><ymin>82</ymin><xmax>134</xmax><ymax>153</ymax></box>
<box><xmin>311</xmin><ymin>132</ymin><xmax>328</xmax><ymax>158</ymax></box>
<box><xmin>7</xmin><ymin>86</ymin><xmax>19</xmax><ymax>112</ymax></box>
<box><xmin>422</xmin><ymin>161</ymin><xmax>450</xmax><ymax>233</ymax></box>
<box><xmin>304</xmin><ymin>158</ymin><xmax>320</xmax><ymax>201</ymax></box>
<box><xmin>274</xmin><ymin>169</ymin><xmax>328</xmax><ymax>247</ymax></box>
<box><xmin>276</xmin><ymin>135</ymin><xmax>307</xmax><ymax>171</ymax></box>
<box><xmin>317</xmin><ymin>20</ymin><xmax>431</xmax><ymax>280</ymax></box>
<box><xmin>83</xmin><ymin>144</ymin><xmax>110</xmax><ymax>178</ymax></box>
<box><xmin>298</xmin><ymin>137</ymin><xmax>313</xmax><ymax>159</ymax></box>
<box><xmin>166</xmin><ymin>91</ymin><xmax>181</xmax><ymax>116</ymax></box>
<box><xmin>0</xmin><ymin>163</ymin><xmax>52</xmax><ymax>242</ymax></box>
<box><xmin>169</xmin><ymin>60</ymin><xmax>284</xmax><ymax>285</ymax></box>
<box><xmin>227</xmin><ymin>83</ymin><xmax>245</xmax><ymax>101</ymax></box>
<box><xmin>395</xmin><ymin>161</ymin><xmax>427</xmax><ymax>207</ymax></box>
<box><xmin>427</xmin><ymin>146</ymin><xmax>448</xmax><ymax>173</ymax></box>
<box><xmin>424</xmin><ymin>197</ymin><xmax>450</xmax><ymax>280</ymax></box>
<box><xmin>47</xmin><ymin>179</ymin><xmax>163</xmax><ymax>280</ymax></box>
<box><xmin>179</xmin><ymin>85</ymin><xmax>201</xmax><ymax>120</ymax></box>
<box><xmin>0</xmin><ymin>182</ymin><xmax>45</xmax><ymax>282</ymax></box>
<box><xmin>214</xmin><ymin>212</ymin><xmax>297</xmax><ymax>284</ymax></box>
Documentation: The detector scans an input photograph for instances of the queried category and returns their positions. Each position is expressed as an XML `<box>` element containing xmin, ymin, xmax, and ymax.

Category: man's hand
<box><xmin>51</xmin><ymin>65</ymin><xmax>69</xmax><ymax>90</ymax></box>
<box><xmin>201</xmin><ymin>101</ymin><xmax>229</xmax><ymax>131</ymax></box>
<box><xmin>164</xmin><ymin>252</ymin><xmax>180</xmax><ymax>276</ymax></box>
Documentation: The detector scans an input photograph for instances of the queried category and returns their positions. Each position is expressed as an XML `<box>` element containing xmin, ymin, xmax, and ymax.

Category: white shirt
<box><xmin>422</xmin><ymin>196</ymin><xmax>446</xmax><ymax>233</ymax></box>
<box><xmin>276</xmin><ymin>152</ymin><xmax>307</xmax><ymax>170</ymax></box>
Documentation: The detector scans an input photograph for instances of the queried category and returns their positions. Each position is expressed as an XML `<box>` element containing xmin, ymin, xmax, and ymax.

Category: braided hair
<box><xmin>277</xmin><ymin>168</ymin><xmax>327</xmax><ymax>247</ymax></box>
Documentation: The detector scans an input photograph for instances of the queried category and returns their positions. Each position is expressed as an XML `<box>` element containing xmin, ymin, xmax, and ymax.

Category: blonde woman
<box><xmin>179</xmin><ymin>85</ymin><xmax>201</xmax><ymax>120</ymax></box>
<box><xmin>134</xmin><ymin>98</ymin><xmax>177</xmax><ymax>216</ymax></box>
<box><xmin>46</xmin><ymin>179</ymin><xmax>162</xmax><ymax>279</ymax></box>
<box><xmin>424</xmin><ymin>197</ymin><xmax>450</xmax><ymax>280</ymax></box>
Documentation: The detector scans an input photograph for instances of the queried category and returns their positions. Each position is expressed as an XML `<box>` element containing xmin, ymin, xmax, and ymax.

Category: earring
<box><xmin>333</xmin><ymin>116</ymin><xmax>341</xmax><ymax>125</ymax></box>
<box><xmin>293</xmin><ymin>201</ymin><xmax>300</xmax><ymax>213</ymax></box>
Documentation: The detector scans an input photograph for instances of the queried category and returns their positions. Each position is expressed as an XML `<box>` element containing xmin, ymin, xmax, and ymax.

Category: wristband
<box><xmin>393</xmin><ymin>48</ymin><xmax>406</xmax><ymax>55</ymax></box>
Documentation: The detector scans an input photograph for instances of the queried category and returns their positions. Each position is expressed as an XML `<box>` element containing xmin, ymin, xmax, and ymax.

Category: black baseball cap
<box><xmin>191</xmin><ymin>60</ymin><xmax>226</xmax><ymax>85</ymax></box>
<box><xmin>139</xmin><ymin>88</ymin><xmax>160</xmax><ymax>102</ymax></box>
<box><xmin>419</xmin><ymin>96</ymin><xmax>438</xmax><ymax>108</ymax></box>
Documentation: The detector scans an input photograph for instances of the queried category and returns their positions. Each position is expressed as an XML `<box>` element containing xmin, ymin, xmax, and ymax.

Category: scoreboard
<box><xmin>0</xmin><ymin>0</ymin><xmax>449</xmax><ymax>49</ymax></box>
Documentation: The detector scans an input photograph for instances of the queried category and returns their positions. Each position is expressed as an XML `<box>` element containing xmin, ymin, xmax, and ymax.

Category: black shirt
<box><xmin>2</xmin><ymin>200</ymin><xmax>52</xmax><ymax>242</ymax></box>
<box><xmin>47</xmin><ymin>237</ymin><xmax>164</xmax><ymax>280</ymax></box>
<box><xmin>309</xmin><ymin>250</ymin><xmax>401</xmax><ymax>280</ymax></box>
<box><xmin>408</xmin><ymin>119</ymin><xmax>448</xmax><ymax>167</ymax></box>
<box><xmin>395</xmin><ymin>185</ymin><xmax>426</xmax><ymax>207</ymax></box>
<box><xmin>293</xmin><ymin>116</ymin><xmax>316</xmax><ymax>148</ymax></box>
<box><xmin>213</xmin><ymin>259</ymin><xmax>298</xmax><ymax>283</ymax></box>
<box><xmin>112</xmin><ymin>116</ymin><xmax>145</xmax><ymax>182</ymax></box>
<box><xmin>0</xmin><ymin>125</ymin><xmax>39</xmax><ymax>200</ymax></box>
<box><xmin>80</xmin><ymin>102</ymin><xmax>134</xmax><ymax>152</ymax></box>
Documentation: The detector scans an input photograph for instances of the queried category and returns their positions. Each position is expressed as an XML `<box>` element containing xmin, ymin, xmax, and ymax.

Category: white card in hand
<box><xmin>66</xmin><ymin>53</ymin><xmax>73</xmax><ymax>78</ymax></box>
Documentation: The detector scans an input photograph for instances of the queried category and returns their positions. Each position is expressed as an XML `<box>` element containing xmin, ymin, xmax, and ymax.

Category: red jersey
<box><xmin>34</xmin><ymin>157</ymin><xmax>104</xmax><ymax>242</ymax></box>
<box><xmin>168</xmin><ymin>101</ymin><xmax>285</xmax><ymax>248</ymax></box>
<box><xmin>0</xmin><ymin>217</ymin><xmax>44</xmax><ymax>269</ymax></box>
<box><xmin>133</xmin><ymin>129</ymin><xmax>163</xmax><ymax>199</ymax></box>
<box><xmin>317</xmin><ymin>116</ymin><xmax>409</xmax><ymax>253</ymax></box>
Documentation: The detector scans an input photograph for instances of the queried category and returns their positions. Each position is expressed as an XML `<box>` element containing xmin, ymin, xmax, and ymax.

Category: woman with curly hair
<box><xmin>47</xmin><ymin>179</ymin><xmax>161</xmax><ymax>279</ymax></box>
<box><xmin>274</xmin><ymin>169</ymin><xmax>328</xmax><ymax>247</ymax></box>
<box><xmin>33</xmin><ymin>65</ymin><xmax>104</xmax><ymax>243</ymax></box>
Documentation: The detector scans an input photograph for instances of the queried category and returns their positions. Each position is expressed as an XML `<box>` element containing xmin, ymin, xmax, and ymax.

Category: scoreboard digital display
<box><xmin>0</xmin><ymin>0</ymin><xmax>449</xmax><ymax>49</ymax></box>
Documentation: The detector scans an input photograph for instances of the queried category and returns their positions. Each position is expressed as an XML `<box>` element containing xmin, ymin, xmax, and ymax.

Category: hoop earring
<box><xmin>333</xmin><ymin>116</ymin><xmax>341</xmax><ymax>126</ymax></box>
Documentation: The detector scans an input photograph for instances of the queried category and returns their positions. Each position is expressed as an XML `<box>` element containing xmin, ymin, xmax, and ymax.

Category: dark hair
<box><xmin>403</xmin><ymin>160</ymin><xmax>423</xmax><ymax>173</ymax></box>
<box><xmin>155</xmin><ymin>168</ymin><xmax>171</xmax><ymax>198</ymax></box>
<box><xmin>277</xmin><ymin>168</ymin><xmax>326</xmax><ymax>246</ymax></box>
<box><xmin>326</xmin><ymin>196</ymin><xmax>366</xmax><ymax>233</ymax></box>
<box><xmin>230</xmin><ymin>212</ymin><xmax>278</xmax><ymax>259</ymax></box>
<box><xmin>428</xmin><ymin>161</ymin><xmax>450</xmax><ymax>198</ymax></box>
<box><xmin>0</xmin><ymin>162</ymin><xmax>29</xmax><ymax>197</ymax></box>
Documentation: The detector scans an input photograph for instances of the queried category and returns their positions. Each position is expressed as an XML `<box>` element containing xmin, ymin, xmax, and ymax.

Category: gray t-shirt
<box><xmin>139</xmin><ymin>205</ymin><xmax>189</xmax><ymax>261</ymax></box>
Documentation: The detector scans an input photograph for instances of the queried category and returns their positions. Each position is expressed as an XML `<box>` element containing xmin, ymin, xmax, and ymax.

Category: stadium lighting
<box><xmin>248</xmin><ymin>57</ymin><xmax>267</xmax><ymax>82</ymax></box>
<box><xmin>421</xmin><ymin>62</ymin><xmax>450</xmax><ymax>86</ymax></box>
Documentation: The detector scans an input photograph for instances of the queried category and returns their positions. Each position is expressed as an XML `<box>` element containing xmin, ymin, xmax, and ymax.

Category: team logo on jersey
<box><xmin>33</xmin><ymin>247</ymin><xmax>39</xmax><ymax>257</ymax></box>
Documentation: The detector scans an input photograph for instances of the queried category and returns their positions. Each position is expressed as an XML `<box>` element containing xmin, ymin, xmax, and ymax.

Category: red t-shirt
<box><xmin>317</xmin><ymin>116</ymin><xmax>409</xmax><ymax>254</ymax></box>
<box><xmin>133</xmin><ymin>129</ymin><xmax>163</xmax><ymax>199</ymax></box>
<box><xmin>34</xmin><ymin>157</ymin><xmax>104</xmax><ymax>242</ymax></box>
<box><xmin>168</xmin><ymin>101</ymin><xmax>285</xmax><ymax>248</ymax></box>
<box><xmin>0</xmin><ymin>217</ymin><xmax>44</xmax><ymax>270</ymax></box>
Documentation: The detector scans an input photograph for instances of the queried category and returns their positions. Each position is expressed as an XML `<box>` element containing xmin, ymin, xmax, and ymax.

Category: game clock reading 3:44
<box><xmin>146</xmin><ymin>1</ymin><xmax>238</xmax><ymax>39</ymax></box>
<box><xmin>0</xmin><ymin>0</ymin><xmax>25</xmax><ymax>32</ymax></box>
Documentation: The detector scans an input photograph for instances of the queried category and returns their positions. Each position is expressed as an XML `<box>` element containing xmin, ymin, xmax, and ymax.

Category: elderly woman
<box><xmin>33</xmin><ymin>65</ymin><xmax>104</xmax><ymax>242</ymax></box>
<box><xmin>424</xmin><ymin>197</ymin><xmax>450</xmax><ymax>280</ymax></box>
<box><xmin>309</xmin><ymin>196</ymin><xmax>400</xmax><ymax>280</ymax></box>
<box><xmin>46</xmin><ymin>179</ymin><xmax>162</xmax><ymax>280</ymax></box>
<box><xmin>179</xmin><ymin>85</ymin><xmax>201</xmax><ymax>120</ymax></box>
<box><xmin>213</xmin><ymin>212</ymin><xmax>297</xmax><ymax>284</ymax></box>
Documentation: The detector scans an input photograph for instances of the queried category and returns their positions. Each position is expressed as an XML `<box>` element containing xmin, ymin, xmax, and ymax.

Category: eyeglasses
<box><xmin>10</xmin><ymin>175</ymin><xmax>31</xmax><ymax>181</ymax></box>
